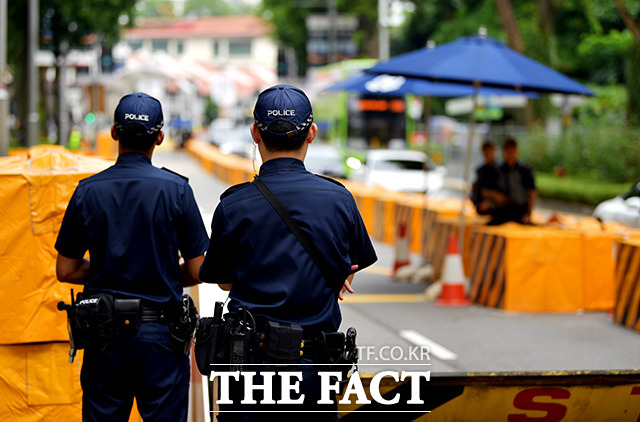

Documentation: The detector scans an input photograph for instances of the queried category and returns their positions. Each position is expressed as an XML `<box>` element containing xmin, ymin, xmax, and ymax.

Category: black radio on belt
<box><xmin>229</xmin><ymin>306</ymin><xmax>255</xmax><ymax>372</ymax></box>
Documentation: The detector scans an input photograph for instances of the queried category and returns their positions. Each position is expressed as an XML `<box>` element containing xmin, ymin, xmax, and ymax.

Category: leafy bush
<box><xmin>536</xmin><ymin>172</ymin><xmax>629</xmax><ymax>206</ymax></box>
<box><xmin>520</xmin><ymin>85</ymin><xmax>640</xmax><ymax>183</ymax></box>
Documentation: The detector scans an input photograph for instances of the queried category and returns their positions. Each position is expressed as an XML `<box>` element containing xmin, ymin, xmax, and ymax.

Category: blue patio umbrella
<box><xmin>365</xmin><ymin>34</ymin><xmax>594</xmax><ymax>96</ymax></box>
<box><xmin>327</xmin><ymin>73</ymin><xmax>539</xmax><ymax>98</ymax></box>
<box><xmin>365</xmin><ymin>32</ymin><xmax>594</xmax><ymax>227</ymax></box>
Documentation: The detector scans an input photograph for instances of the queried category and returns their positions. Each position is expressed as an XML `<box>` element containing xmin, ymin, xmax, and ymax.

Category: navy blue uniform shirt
<box><xmin>55</xmin><ymin>152</ymin><xmax>209</xmax><ymax>307</ymax></box>
<box><xmin>199</xmin><ymin>157</ymin><xmax>377</xmax><ymax>334</ymax></box>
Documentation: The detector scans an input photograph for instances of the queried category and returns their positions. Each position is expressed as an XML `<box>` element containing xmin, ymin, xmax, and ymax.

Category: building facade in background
<box><xmin>123</xmin><ymin>15</ymin><xmax>277</xmax><ymax>71</ymax></box>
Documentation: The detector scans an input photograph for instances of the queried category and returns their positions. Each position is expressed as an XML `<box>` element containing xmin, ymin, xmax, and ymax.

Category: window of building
<box><xmin>177</xmin><ymin>41</ymin><xmax>184</xmax><ymax>54</ymax></box>
<box><xmin>229</xmin><ymin>39</ymin><xmax>252</xmax><ymax>56</ymax></box>
<box><xmin>129</xmin><ymin>40</ymin><xmax>142</xmax><ymax>51</ymax></box>
<box><xmin>152</xmin><ymin>39</ymin><xmax>168</xmax><ymax>52</ymax></box>
<box><xmin>213</xmin><ymin>41</ymin><xmax>219</xmax><ymax>57</ymax></box>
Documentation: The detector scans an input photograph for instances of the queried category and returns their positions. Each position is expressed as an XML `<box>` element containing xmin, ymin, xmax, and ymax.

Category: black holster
<box><xmin>169</xmin><ymin>294</ymin><xmax>199</xmax><ymax>356</ymax></box>
<box><xmin>315</xmin><ymin>327</ymin><xmax>358</xmax><ymax>390</ymax></box>
<box><xmin>195</xmin><ymin>302</ymin><xmax>226</xmax><ymax>376</ymax></box>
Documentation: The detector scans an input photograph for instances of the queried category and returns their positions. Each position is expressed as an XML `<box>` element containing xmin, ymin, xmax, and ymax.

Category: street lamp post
<box><xmin>26</xmin><ymin>0</ymin><xmax>39</xmax><ymax>147</ymax></box>
<box><xmin>378</xmin><ymin>0</ymin><xmax>390</xmax><ymax>61</ymax></box>
<box><xmin>0</xmin><ymin>0</ymin><xmax>9</xmax><ymax>156</ymax></box>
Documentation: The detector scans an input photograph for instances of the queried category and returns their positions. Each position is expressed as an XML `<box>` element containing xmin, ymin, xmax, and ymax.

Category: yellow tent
<box><xmin>0</xmin><ymin>145</ymin><xmax>113</xmax><ymax>344</ymax></box>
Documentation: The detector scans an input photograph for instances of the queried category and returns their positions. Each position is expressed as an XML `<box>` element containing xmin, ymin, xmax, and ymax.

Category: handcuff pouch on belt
<box><xmin>113</xmin><ymin>298</ymin><xmax>143</xmax><ymax>334</ymax></box>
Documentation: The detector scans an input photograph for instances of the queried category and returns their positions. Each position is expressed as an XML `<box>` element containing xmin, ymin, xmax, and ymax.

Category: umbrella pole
<box><xmin>423</xmin><ymin>95</ymin><xmax>432</xmax><ymax>158</ymax></box>
<box><xmin>459</xmin><ymin>83</ymin><xmax>479</xmax><ymax>257</ymax></box>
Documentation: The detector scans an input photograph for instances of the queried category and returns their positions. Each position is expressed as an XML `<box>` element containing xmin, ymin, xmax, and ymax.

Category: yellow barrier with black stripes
<box><xmin>337</xmin><ymin>370</ymin><xmax>640</xmax><ymax>421</ymax></box>
<box><xmin>468</xmin><ymin>225</ymin><xmax>587</xmax><ymax>312</ymax></box>
<box><xmin>615</xmin><ymin>239</ymin><xmax>640</xmax><ymax>332</ymax></box>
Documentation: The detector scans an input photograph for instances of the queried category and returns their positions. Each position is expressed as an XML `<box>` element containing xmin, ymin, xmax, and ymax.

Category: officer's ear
<box><xmin>306</xmin><ymin>123</ymin><xmax>318</xmax><ymax>144</ymax></box>
<box><xmin>111</xmin><ymin>125</ymin><xmax>119</xmax><ymax>141</ymax></box>
<box><xmin>155</xmin><ymin>131</ymin><xmax>164</xmax><ymax>146</ymax></box>
<box><xmin>250</xmin><ymin>124</ymin><xmax>262</xmax><ymax>144</ymax></box>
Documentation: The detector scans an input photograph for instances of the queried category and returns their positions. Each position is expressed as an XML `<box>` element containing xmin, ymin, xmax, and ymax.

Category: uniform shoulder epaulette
<box><xmin>221</xmin><ymin>181</ymin><xmax>251</xmax><ymax>199</ymax></box>
<box><xmin>161</xmin><ymin>167</ymin><xmax>189</xmax><ymax>182</ymax></box>
<box><xmin>315</xmin><ymin>174</ymin><xmax>345</xmax><ymax>188</ymax></box>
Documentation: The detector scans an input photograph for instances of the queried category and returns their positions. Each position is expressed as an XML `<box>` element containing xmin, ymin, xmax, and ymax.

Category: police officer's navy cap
<box><xmin>114</xmin><ymin>92</ymin><xmax>164</xmax><ymax>135</ymax></box>
<box><xmin>253</xmin><ymin>84</ymin><xmax>313</xmax><ymax>138</ymax></box>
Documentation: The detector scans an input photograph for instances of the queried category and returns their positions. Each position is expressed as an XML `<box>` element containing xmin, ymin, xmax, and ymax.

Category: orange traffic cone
<box><xmin>392</xmin><ymin>221</ymin><xmax>411</xmax><ymax>278</ymax></box>
<box><xmin>436</xmin><ymin>232</ymin><xmax>471</xmax><ymax>306</ymax></box>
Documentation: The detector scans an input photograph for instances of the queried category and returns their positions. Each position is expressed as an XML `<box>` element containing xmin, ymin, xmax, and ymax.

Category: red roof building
<box><xmin>123</xmin><ymin>15</ymin><xmax>277</xmax><ymax>72</ymax></box>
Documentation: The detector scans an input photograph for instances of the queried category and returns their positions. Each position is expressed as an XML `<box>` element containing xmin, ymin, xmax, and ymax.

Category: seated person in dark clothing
<box><xmin>485</xmin><ymin>138</ymin><xmax>537</xmax><ymax>225</ymax></box>
<box><xmin>471</xmin><ymin>141</ymin><xmax>500</xmax><ymax>215</ymax></box>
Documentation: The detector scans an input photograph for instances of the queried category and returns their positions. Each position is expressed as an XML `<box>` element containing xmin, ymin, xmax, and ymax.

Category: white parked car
<box><xmin>593</xmin><ymin>179</ymin><xmax>640</xmax><ymax>228</ymax></box>
<box><xmin>305</xmin><ymin>143</ymin><xmax>347</xmax><ymax>179</ymax></box>
<box><xmin>348</xmin><ymin>149</ymin><xmax>445</xmax><ymax>193</ymax></box>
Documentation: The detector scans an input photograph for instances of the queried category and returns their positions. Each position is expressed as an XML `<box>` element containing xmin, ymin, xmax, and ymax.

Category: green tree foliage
<box><xmin>394</xmin><ymin>1</ymin><xmax>502</xmax><ymax>54</ymax></box>
<box><xmin>203</xmin><ymin>97</ymin><xmax>219</xmax><ymax>126</ymax></box>
<box><xmin>7</xmin><ymin>0</ymin><xmax>137</xmax><ymax>144</ymax></box>
<box><xmin>520</xmin><ymin>85</ymin><xmax>640</xmax><ymax>183</ymax></box>
<box><xmin>337</xmin><ymin>0</ymin><xmax>378</xmax><ymax>59</ymax></box>
<box><xmin>40</xmin><ymin>0</ymin><xmax>137</xmax><ymax>51</ymax></box>
<box><xmin>577</xmin><ymin>30</ymin><xmax>633</xmax><ymax>84</ymax></box>
<box><xmin>259</xmin><ymin>0</ymin><xmax>383</xmax><ymax>76</ymax></box>
<box><xmin>183</xmin><ymin>0</ymin><xmax>255</xmax><ymax>17</ymax></box>
<box><xmin>259</xmin><ymin>0</ymin><xmax>312</xmax><ymax>77</ymax></box>
<box><xmin>139</xmin><ymin>0</ymin><xmax>176</xmax><ymax>18</ymax></box>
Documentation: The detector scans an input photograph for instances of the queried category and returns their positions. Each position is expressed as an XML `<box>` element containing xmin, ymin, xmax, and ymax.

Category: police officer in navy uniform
<box><xmin>55</xmin><ymin>92</ymin><xmax>209</xmax><ymax>422</ymax></box>
<box><xmin>199</xmin><ymin>84</ymin><xmax>378</xmax><ymax>420</ymax></box>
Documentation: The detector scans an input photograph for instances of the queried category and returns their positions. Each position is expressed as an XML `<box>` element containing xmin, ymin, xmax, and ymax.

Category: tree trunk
<box><xmin>494</xmin><ymin>0</ymin><xmax>524</xmax><ymax>52</ymax></box>
<box><xmin>614</xmin><ymin>0</ymin><xmax>640</xmax><ymax>125</ymax></box>
<box><xmin>529</xmin><ymin>0</ymin><xmax>557</xmax><ymax>126</ymax></box>
<box><xmin>537</xmin><ymin>0</ymin><xmax>557</xmax><ymax>67</ymax></box>
<box><xmin>626</xmin><ymin>41</ymin><xmax>640</xmax><ymax>126</ymax></box>
<box><xmin>494</xmin><ymin>0</ymin><xmax>534</xmax><ymax>127</ymax></box>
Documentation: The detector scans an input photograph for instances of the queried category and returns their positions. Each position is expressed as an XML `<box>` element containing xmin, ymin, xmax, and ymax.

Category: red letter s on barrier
<box><xmin>508</xmin><ymin>388</ymin><xmax>570</xmax><ymax>422</ymax></box>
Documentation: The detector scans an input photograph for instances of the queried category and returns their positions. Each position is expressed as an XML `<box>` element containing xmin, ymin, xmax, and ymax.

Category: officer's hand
<box><xmin>339</xmin><ymin>265</ymin><xmax>358</xmax><ymax>301</ymax></box>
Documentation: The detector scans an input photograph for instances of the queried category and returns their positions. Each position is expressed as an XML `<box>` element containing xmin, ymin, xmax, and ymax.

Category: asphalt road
<box><xmin>154</xmin><ymin>148</ymin><xmax>640</xmax><ymax>374</ymax></box>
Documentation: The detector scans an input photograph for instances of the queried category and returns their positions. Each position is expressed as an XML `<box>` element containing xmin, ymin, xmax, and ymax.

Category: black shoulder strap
<box><xmin>253</xmin><ymin>176</ymin><xmax>338</xmax><ymax>287</ymax></box>
<box><xmin>160</xmin><ymin>167</ymin><xmax>189</xmax><ymax>182</ymax></box>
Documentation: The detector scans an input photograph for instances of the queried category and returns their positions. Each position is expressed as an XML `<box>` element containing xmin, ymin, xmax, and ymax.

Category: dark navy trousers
<box><xmin>80</xmin><ymin>322</ymin><xmax>190</xmax><ymax>422</ymax></box>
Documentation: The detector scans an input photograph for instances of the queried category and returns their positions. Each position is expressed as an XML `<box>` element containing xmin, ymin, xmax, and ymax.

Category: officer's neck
<box><xmin>118</xmin><ymin>144</ymin><xmax>156</xmax><ymax>160</ymax></box>
<box><xmin>258</xmin><ymin>144</ymin><xmax>308</xmax><ymax>164</ymax></box>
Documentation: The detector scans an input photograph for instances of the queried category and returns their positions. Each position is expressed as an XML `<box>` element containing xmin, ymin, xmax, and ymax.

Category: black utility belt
<box><xmin>194</xmin><ymin>304</ymin><xmax>358</xmax><ymax>378</ymax></box>
<box><xmin>57</xmin><ymin>290</ymin><xmax>198</xmax><ymax>361</ymax></box>
<box><xmin>75</xmin><ymin>294</ymin><xmax>168</xmax><ymax>334</ymax></box>
<box><xmin>141</xmin><ymin>306</ymin><xmax>169</xmax><ymax>323</ymax></box>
